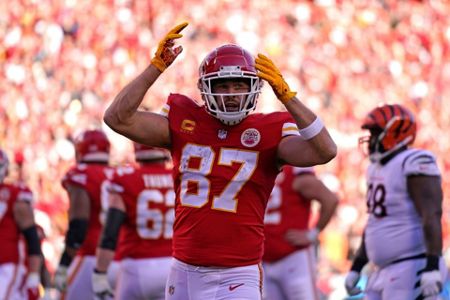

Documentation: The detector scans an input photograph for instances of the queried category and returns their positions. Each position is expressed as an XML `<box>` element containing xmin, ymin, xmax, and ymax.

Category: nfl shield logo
<box><xmin>218</xmin><ymin>129</ymin><xmax>228</xmax><ymax>139</ymax></box>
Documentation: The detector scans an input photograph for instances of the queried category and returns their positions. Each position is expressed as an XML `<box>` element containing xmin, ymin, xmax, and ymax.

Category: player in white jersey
<box><xmin>344</xmin><ymin>104</ymin><xmax>447</xmax><ymax>300</ymax></box>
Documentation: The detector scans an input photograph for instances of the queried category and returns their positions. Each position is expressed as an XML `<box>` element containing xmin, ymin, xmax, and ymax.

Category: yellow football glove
<box><xmin>255</xmin><ymin>54</ymin><xmax>297</xmax><ymax>103</ymax></box>
<box><xmin>151</xmin><ymin>22</ymin><xmax>189</xmax><ymax>73</ymax></box>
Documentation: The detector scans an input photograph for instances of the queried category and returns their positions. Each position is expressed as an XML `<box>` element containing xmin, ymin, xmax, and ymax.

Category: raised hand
<box><xmin>255</xmin><ymin>54</ymin><xmax>297</xmax><ymax>103</ymax></box>
<box><xmin>151</xmin><ymin>22</ymin><xmax>189</xmax><ymax>73</ymax></box>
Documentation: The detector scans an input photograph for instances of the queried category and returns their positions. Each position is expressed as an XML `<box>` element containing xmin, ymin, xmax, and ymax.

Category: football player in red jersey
<box><xmin>53</xmin><ymin>129</ymin><xmax>115</xmax><ymax>300</ymax></box>
<box><xmin>0</xmin><ymin>149</ymin><xmax>42</xmax><ymax>300</ymax></box>
<box><xmin>103</xmin><ymin>22</ymin><xmax>336</xmax><ymax>299</ymax></box>
<box><xmin>344</xmin><ymin>104</ymin><xmax>446</xmax><ymax>299</ymax></box>
<box><xmin>91</xmin><ymin>143</ymin><xmax>174</xmax><ymax>300</ymax></box>
<box><xmin>263</xmin><ymin>165</ymin><xmax>338</xmax><ymax>300</ymax></box>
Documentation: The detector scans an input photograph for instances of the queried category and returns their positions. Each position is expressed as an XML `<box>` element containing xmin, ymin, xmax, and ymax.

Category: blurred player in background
<box><xmin>263</xmin><ymin>165</ymin><xmax>338</xmax><ymax>300</ymax></box>
<box><xmin>103</xmin><ymin>22</ymin><xmax>336</xmax><ymax>299</ymax></box>
<box><xmin>53</xmin><ymin>129</ymin><xmax>114</xmax><ymax>300</ymax></box>
<box><xmin>345</xmin><ymin>104</ymin><xmax>447</xmax><ymax>299</ymax></box>
<box><xmin>92</xmin><ymin>143</ymin><xmax>174</xmax><ymax>300</ymax></box>
<box><xmin>0</xmin><ymin>148</ymin><xmax>42</xmax><ymax>300</ymax></box>
<box><xmin>35</xmin><ymin>224</ymin><xmax>53</xmax><ymax>299</ymax></box>
<box><xmin>16</xmin><ymin>149</ymin><xmax>53</xmax><ymax>299</ymax></box>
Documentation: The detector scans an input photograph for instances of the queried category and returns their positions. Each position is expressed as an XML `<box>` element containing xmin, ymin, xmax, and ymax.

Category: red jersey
<box><xmin>108</xmin><ymin>163</ymin><xmax>174</xmax><ymax>259</ymax></box>
<box><xmin>263</xmin><ymin>165</ymin><xmax>315</xmax><ymax>262</ymax></box>
<box><xmin>0</xmin><ymin>182</ymin><xmax>33</xmax><ymax>264</ymax></box>
<box><xmin>161</xmin><ymin>94</ymin><xmax>300</xmax><ymax>267</ymax></box>
<box><xmin>62</xmin><ymin>163</ymin><xmax>114</xmax><ymax>256</ymax></box>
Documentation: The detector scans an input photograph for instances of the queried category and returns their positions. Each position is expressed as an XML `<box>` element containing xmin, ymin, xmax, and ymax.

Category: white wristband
<box><xmin>298</xmin><ymin>117</ymin><xmax>324</xmax><ymax>140</ymax></box>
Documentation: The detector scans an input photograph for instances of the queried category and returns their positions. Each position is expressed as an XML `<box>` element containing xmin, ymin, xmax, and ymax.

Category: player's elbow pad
<box><xmin>22</xmin><ymin>225</ymin><xmax>42</xmax><ymax>256</ymax></box>
<box><xmin>99</xmin><ymin>208</ymin><xmax>126</xmax><ymax>251</ymax></box>
<box><xmin>65</xmin><ymin>218</ymin><xmax>89</xmax><ymax>249</ymax></box>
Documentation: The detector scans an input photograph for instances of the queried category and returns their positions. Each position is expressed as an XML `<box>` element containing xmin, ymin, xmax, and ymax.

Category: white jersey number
<box><xmin>136</xmin><ymin>189</ymin><xmax>175</xmax><ymax>239</ymax></box>
<box><xmin>99</xmin><ymin>168</ymin><xmax>116</xmax><ymax>225</ymax></box>
<box><xmin>264</xmin><ymin>185</ymin><xmax>282</xmax><ymax>224</ymax></box>
<box><xmin>179</xmin><ymin>144</ymin><xmax>258</xmax><ymax>213</ymax></box>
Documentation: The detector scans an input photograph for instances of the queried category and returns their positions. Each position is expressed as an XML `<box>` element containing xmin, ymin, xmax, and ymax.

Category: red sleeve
<box><xmin>15</xmin><ymin>185</ymin><xmax>34</xmax><ymax>203</ymax></box>
<box><xmin>61</xmin><ymin>165</ymin><xmax>88</xmax><ymax>190</ymax></box>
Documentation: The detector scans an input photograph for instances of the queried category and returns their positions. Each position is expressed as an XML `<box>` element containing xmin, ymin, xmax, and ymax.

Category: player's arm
<box><xmin>95</xmin><ymin>191</ymin><xmax>126</xmax><ymax>273</ymax></box>
<box><xmin>36</xmin><ymin>225</ymin><xmax>52</xmax><ymax>295</ymax></box>
<box><xmin>92</xmin><ymin>192</ymin><xmax>126</xmax><ymax>299</ymax></box>
<box><xmin>345</xmin><ymin>232</ymin><xmax>368</xmax><ymax>296</ymax></box>
<box><xmin>13</xmin><ymin>200</ymin><xmax>42</xmax><ymax>299</ymax></box>
<box><xmin>285</xmin><ymin>173</ymin><xmax>338</xmax><ymax>246</ymax></box>
<box><xmin>61</xmin><ymin>184</ymin><xmax>91</xmax><ymax>265</ymax></box>
<box><xmin>408</xmin><ymin>175</ymin><xmax>443</xmax><ymax>258</ymax></box>
<box><xmin>278</xmin><ymin>99</ymin><xmax>337</xmax><ymax>166</ymax></box>
<box><xmin>14</xmin><ymin>201</ymin><xmax>42</xmax><ymax>273</ymax></box>
<box><xmin>103</xmin><ymin>22</ymin><xmax>188</xmax><ymax>147</ymax></box>
<box><xmin>294</xmin><ymin>173</ymin><xmax>338</xmax><ymax>231</ymax></box>
<box><xmin>254</xmin><ymin>54</ymin><xmax>337</xmax><ymax>167</ymax></box>
<box><xmin>54</xmin><ymin>184</ymin><xmax>90</xmax><ymax>291</ymax></box>
<box><xmin>408</xmin><ymin>175</ymin><xmax>443</xmax><ymax>297</ymax></box>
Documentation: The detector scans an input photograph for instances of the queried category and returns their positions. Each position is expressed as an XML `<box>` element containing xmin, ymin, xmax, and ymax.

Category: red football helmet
<box><xmin>134</xmin><ymin>143</ymin><xmax>169</xmax><ymax>161</ymax></box>
<box><xmin>0</xmin><ymin>149</ymin><xmax>9</xmax><ymax>182</ymax></box>
<box><xmin>198</xmin><ymin>44</ymin><xmax>262</xmax><ymax>125</ymax></box>
<box><xmin>74</xmin><ymin>129</ymin><xmax>110</xmax><ymax>163</ymax></box>
<box><xmin>359</xmin><ymin>104</ymin><xmax>416</xmax><ymax>162</ymax></box>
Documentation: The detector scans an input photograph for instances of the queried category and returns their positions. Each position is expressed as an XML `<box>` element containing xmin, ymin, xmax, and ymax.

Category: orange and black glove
<box><xmin>255</xmin><ymin>54</ymin><xmax>297</xmax><ymax>103</ymax></box>
<box><xmin>151</xmin><ymin>22</ymin><xmax>188</xmax><ymax>73</ymax></box>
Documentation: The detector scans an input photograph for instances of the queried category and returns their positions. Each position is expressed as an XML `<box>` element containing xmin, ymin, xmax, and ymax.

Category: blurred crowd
<box><xmin>1</xmin><ymin>0</ymin><xmax>449</xmax><ymax>297</ymax></box>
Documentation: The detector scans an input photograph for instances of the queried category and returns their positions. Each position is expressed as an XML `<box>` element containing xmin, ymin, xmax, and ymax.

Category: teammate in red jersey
<box><xmin>0</xmin><ymin>149</ymin><xmax>42</xmax><ymax>300</ymax></box>
<box><xmin>53</xmin><ymin>129</ymin><xmax>115</xmax><ymax>300</ymax></box>
<box><xmin>103</xmin><ymin>22</ymin><xmax>336</xmax><ymax>299</ymax></box>
<box><xmin>263</xmin><ymin>165</ymin><xmax>338</xmax><ymax>300</ymax></box>
<box><xmin>92</xmin><ymin>143</ymin><xmax>174</xmax><ymax>300</ymax></box>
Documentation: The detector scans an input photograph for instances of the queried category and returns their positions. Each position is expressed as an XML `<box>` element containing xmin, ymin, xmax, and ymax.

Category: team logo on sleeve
<box><xmin>241</xmin><ymin>128</ymin><xmax>260</xmax><ymax>147</ymax></box>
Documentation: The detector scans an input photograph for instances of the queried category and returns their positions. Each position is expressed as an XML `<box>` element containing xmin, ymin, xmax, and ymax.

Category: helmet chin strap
<box><xmin>369</xmin><ymin>135</ymin><xmax>413</xmax><ymax>163</ymax></box>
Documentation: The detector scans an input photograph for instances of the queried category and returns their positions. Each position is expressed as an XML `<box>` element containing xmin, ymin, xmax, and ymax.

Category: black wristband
<box><xmin>425</xmin><ymin>255</ymin><xmax>440</xmax><ymax>271</ymax></box>
<box><xmin>350</xmin><ymin>256</ymin><xmax>368</xmax><ymax>273</ymax></box>
<box><xmin>99</xmin><ymin>208</ymin><xmax>126</xmax><ymax>250</ymax></box>
<box><xmin>59</xmin><ymin>250</ymin><xmax>72</xmax><ymax>267</ymax></box>
<box><xmin>22</xmin><ymin>225</ymin><xmax>42</xmax><ymax>255</ymax></box>
<box><xmin>94</xmin><ymin>268</ymin><xmax>107</xmax><ymax>274</ymax></box>
<box><xmin>65</xmin><ymin>218</ymin><xmax>89</xmax><ymax>249</ymax></box>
